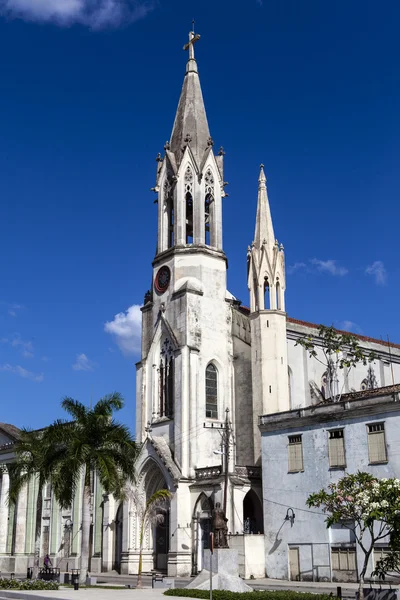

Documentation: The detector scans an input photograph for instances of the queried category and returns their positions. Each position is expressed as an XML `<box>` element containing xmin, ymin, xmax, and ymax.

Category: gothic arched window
<box><xmin>164</xmin><ymin>180</ymin><xmax>174</xmax><ymax>249</ymax></box>
<box><xmin>185</xmin><ymin>166</ymin><xmax>194</xmax><ymax>243</ymax></box>
<box><xmin>205</xmin><ymin>363</ymin><xmax>218</xmax><ymax>419</ymax></box>
<box><xmin>159</xmin><ymin>339</ymin><xmax>174</xmax><ymax>418</ymax></box>
<box><xmin>204</xmin><ymin>169</ymin><xmax>215</xmax><ymax>246</ymax></box>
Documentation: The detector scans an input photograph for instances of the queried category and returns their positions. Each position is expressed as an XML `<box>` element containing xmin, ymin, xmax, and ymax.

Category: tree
<box><xmin>295</xmin><ymin>325</ymin><xmax>376</xmax><ymax>403</ymax></box>
<box><xmin>307</xmin><ymin>472</ymin><xmax>400</xmax><ymax>600</ymax></box>
<box><xmin>7</xmin><ymin>428</ymin><xmax>62</xmax><ymax>579</ymax></box>
<box><xmin>132</xmin><ymin>488</ymin><xmax>172</xmax><ymax>588</ymax></box>
<box><xmin>49</xmin><ymin>392</ymin><xmax>139</xmax><ymax>585</ymax></box>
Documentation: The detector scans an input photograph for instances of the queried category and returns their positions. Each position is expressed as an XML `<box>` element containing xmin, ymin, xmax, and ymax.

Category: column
<box><xmin>0</xmin><ymin>471</ymin><xmax>10</xmax><ymax>553</ymax></box>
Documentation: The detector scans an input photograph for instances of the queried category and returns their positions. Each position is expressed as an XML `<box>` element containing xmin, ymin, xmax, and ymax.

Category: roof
<box><xmin>0</xmin><ymin>422</ymin><xmax>21</xmax><ymax>441</ymax></box>
<box><xmin>169</xmin><ymin>50</ymin><xmax>211</xmax><ymax>169</ymax></box>
<box><xmin>319</xmin><ymin>383</ymin><xmax>400</xmax><ymax>405</ymax></box>
<box><xmin>236</xmin><ymin>305</ymin><xmax>400</xmax><ymax>350</ymax></box>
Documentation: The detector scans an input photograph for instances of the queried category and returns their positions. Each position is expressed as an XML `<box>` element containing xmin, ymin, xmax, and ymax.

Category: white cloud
<box><xmin>337</xmin><ymin>320</ymin><xmax>363</xmax><ymax>334</ymax></box>
<box><xmin>72</xmin><ymin>353</ymin><xmax>96</xmax><ymax>371</ymax></box>
<box><xmin>104</xmin><ymin>304</ymin><xmax>142</xmax><ymax>355</ymax></box>
<box><xmin>0</xmin><ymin>0</ymin><xmax>154</xmax><ymax>29</ymax></box>
<box><xmin>287</xmin><ymin>262</ymin><xmax>306</xmax><ymax>275</ymax></box>
<box><xmin>1</xmin><ymin>333</ymin><xmax>34</xmax><ymax>357</ymax></box>
<box><xmin>0</xmin><ymin>363</ymin><xmax>44</xmax><ymax>382</ymax></box>
<box><xmin>365</xmin><ymin>261</ymin><xmax>387</xmax><ymax>285</ymax></box>
<box><xmin>310</xmin><ymin>258</ymin><xmax>348</xmax><ymax>276</ymax></box>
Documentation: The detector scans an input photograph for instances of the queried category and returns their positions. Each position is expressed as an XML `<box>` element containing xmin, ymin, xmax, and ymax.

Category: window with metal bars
<box><xmin>367</xmin><ymin>422</ymin><xmax>387</xmax><ymax>463</ymax></box>
<box><xmin>288</xmin><ymin>435</ymin><xmax>304</xmax><ymax>472</ymax></box>
<box><xmin>205</xmin><ymin>364</ymin><xmax>218</xmax><ymax>419</ymax></box>
<box><xmin>328</xmin><ymin>429</ymin><xmax>346</xmax><ymax>468</ymax></box>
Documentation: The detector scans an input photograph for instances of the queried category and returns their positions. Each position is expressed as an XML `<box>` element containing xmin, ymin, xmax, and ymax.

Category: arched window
<box><xmin>167</xmin><ymin>198</ymin><xmax>174</xmax><ymax>248</ymax></box>
<box><xmin>276</xmin><ymin>279</ymin><xmax>281</xmax><ymax>310</ymax></box>
<box><xmin>159</xmin><ymin>339</ymin><xmax>174</xmax><ymax>418</ymax></box>
<box><xmin>185</xmin><ymin>166</ymin><xmax>194</xmax><ymax>243</ymax></box>
<box><xmin>164</xmin><ymin>179</ymin><xmax>174</xmax><ymax>249</ymax></box>
<box><xmin>205</xmin><ymin>364</ymin><xmax>218</xmax><ymax>419</ymax></box>
<box><xmin>204</xmin><ymin>169</ymin><xmax>215</xmax><ymax>246</ymax></box>
<box><xmin>264</xmin><ymin>277</ymin><xmax>270</xmax><ymax>309</ymax></box>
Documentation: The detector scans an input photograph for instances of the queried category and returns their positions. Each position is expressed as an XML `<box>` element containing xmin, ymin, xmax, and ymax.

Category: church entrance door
<box><xmin>197</xmin><ymin>518</ymin><xmax>211</xmax><ymax>572</ymax></box>
<box><xmin>155</xmin><ymin>510</ymin><xmax>169</xmax><ymax>572</ymax></box>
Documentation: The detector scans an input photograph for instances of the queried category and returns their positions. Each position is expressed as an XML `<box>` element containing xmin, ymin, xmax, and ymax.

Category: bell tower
<box><xmin>154</xmin><ymin>30</ymin><xmax>226</xmax><ymax>258</ymax></box>
<box><xmin>248</xmin><ymin>166</ymin><xmax>290</xmax><ymax>450</ymax></box>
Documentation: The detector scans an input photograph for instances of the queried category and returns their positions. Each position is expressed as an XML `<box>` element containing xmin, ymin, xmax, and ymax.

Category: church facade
<box><xmin>1</xmin><ymin>30</ymin><xmax>400</xmax><ymax>581</ymax></box>
<box><xmin>129</xmin><ymin>30</ymin><xmax>400</xmax><ymax>578</ymax></box>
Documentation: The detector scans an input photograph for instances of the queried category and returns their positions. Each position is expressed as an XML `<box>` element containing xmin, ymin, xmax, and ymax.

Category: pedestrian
<box><xmin>44</xmin><ymin>554</ymin><xmax>52</xmax><ymax>571</ymax></box>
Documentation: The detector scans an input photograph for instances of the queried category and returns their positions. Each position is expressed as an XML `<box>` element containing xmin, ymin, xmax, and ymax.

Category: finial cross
<box><xmin>183</xmin><ymin>30</ymin><xmax>200</xmax><ymax>61</ymax></box>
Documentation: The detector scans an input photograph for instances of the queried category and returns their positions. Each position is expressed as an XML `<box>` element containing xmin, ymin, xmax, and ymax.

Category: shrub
<box><xmin>0</xmin><ymin>578</ymin><xmax>59</xmax><ymax>590</ymax></box>
<box><xmin>164</xmin><ymin>590</ymin><xmax>336</xmax><ymax>600</ymax></box>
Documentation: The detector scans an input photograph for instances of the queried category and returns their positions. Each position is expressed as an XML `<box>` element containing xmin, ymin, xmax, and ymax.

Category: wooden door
<box><xmin>289</xmin><ymin>547</ymin><xmax>300</xmax><ymax>581</ymax></box>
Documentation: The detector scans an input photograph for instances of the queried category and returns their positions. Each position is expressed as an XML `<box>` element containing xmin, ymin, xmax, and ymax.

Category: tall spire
<box><xmin>169</xmin><ymin>29</ymin><xmax>211</xmax><ymax>168</ymax></box>
<box><xmin>253</xmin><ymin>164</ymin><xmax>275</xmax><ymax>250</ymax></box>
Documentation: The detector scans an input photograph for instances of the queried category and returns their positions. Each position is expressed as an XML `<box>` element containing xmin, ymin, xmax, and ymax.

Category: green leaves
<box><xmin>308</xmin><ymin>473</ymin><xmax>400</xmax><ymax>583</ymax></box>
<box><xmin>295</xmin><ymin>325</ymin><xmax>376</xmax><ymax>402</ymax></box>
<box><xmin>49</xmin><ymin>393</ymin><xmax>140</xmax><ymax>508</ymax></box>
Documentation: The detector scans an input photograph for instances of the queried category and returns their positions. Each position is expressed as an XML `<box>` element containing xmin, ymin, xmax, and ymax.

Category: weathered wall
<box><xmin>261</xmin><ymin>403</ymin><xmax>400</xmax><ymax>582</ymax></box>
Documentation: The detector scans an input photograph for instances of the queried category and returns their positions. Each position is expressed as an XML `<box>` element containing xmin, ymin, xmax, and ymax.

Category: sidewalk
<box><xmin>0</xmin><ymin>589</ymin><xmax>167</xmax><ymax>600</ymax></box>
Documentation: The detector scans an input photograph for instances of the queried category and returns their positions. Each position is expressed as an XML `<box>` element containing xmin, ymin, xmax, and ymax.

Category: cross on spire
<box><xmin>183</xmin><ymin>29</ymin><xmax>201</xmax><ymax>61</ymax></box>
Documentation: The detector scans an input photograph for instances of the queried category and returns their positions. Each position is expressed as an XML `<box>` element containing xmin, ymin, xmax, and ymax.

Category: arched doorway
<box><xmin>136</xmin><ymin>459</ymin><xmax>171</xmax><ymax>574</ymax></box>
<box><xmin>113</xmin><ymin>503</ymin><xmax>123</xmax><ymax>573</ymax></box>
<box><xmin>243</xmin><ymin>489</ymin><xmax>263</xmax><ymax>534</ymax></box>
<box><xmin>155</xmin><ymin>507</ymin><xmax>169</xmax><ymax>571</ymax></box>
<box><xmin>193</xmin><ymin>493</ymin><xmax>213</xmax><ymax>574</ymax></box>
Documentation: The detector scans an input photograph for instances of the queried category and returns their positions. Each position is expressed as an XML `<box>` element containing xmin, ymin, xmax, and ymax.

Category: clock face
<box><xmin>155</xmin><ymin>266</ymin><xmax>171</xmax><ymax>294</ymax></box>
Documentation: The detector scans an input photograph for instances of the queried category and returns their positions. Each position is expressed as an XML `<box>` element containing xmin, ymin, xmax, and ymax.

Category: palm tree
<box><xmin>49</xmin><ymin>392</ymin><xmax>139</xmax><ymax>585</ymax></box>
<box><xmin>7</xmin><ymin>428</ymin><xmax>61</xmax><ymax>579</ymax></box>
<box><xmin>133</xmin><ymin>488</ymin><xmax>172</xmax><ymax>588</ymax></box>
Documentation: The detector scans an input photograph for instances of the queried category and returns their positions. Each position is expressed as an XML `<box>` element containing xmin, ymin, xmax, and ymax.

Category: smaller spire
<box><xmin>258</xmin><ymin>164</ymin><xmax>266</xmax><ymax>188</ymax></box>
<box><xmin>253</xmin><ymin>163</ymin><xmax>275</xmax><ymax>250</ymax></box>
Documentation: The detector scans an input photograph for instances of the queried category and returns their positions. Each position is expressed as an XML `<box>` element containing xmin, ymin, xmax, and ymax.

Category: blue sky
<box><xmin>0</xmin><ymin>0</ymin><xmax>399</xmax><ymax>432</ymax></box>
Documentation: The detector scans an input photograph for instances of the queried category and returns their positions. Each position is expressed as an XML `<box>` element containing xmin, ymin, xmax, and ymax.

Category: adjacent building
<box><xmin>260</xmin><ymin>385</ymin><xmax>400</xmax><ymax>582</ymax></box>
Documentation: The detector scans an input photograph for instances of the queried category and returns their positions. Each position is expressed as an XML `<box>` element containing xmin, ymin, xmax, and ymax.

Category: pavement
<box><xmin>1</xmin><ymin>572</ymin><xmax>399</xmax><ymax>600</ymax></box>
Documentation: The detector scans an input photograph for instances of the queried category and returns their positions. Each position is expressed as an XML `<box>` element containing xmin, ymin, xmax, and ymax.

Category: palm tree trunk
<box><xmin>32</xmin><ymin>484</ymin><xmax>43</xmax><ymax>579</ymax></box>
<box><xmin>79</xmin><ymin>480</ymin><xmax>91</xmax><ymax>585</ymax></box>
<box><xmin>137</xmin><ymin>521</ymin><xmax>145</xmax><ymax>588</ymax></box>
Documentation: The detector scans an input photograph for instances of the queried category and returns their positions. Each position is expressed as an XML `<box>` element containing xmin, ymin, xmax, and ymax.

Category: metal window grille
<box><xmin>288</xmin><ymin>435</ymin><xmax>304</xmax><ymax>472</ymax></box>
<box><xmin>367</xmin><ymin>423</ymin><xmax>387</xmax><ymax>463</ymax></box>
<box><xmin>205</xmin><ymin>364</ymin><xmax>218</xmax><ymax>419</ymax></box>
<box><xmin>328</xmin><ymin>429</ymin><xmax>346</xmax><ymax>467</ymax></box>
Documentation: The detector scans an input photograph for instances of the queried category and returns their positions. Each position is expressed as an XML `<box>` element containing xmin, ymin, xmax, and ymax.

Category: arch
<box><xmin>276</xmin><ymin>279</ymin><xmax>281</xmax><ymax>310</ymax></box>
<box><xmin>193</xmin><ymin>493</ymin><xmax>214</xmax><ymax>574</ymax></box>
<box><xmin>204</xmin><ymin>168</ymin><xmax>215</xmax><ymax>246</ymax></box>
<box><xmin>264</xmin><ymin>277</ymin><xmax>270</xmax><ymax>310</ymax></box>
<box><xmin>184</xmin><ymin>165</ymin><xmax>194</xmax><ymax>243</ymax></box>
<box><xmin>167</xmin><ymin>196</ymin><xmax>174</xmax><ymax>248</ymax></box>
<box><xmin>243</xmin><ymin>489</ymin><xmax>264</xmax><ymax>534</ymax></box>
<box><xmin>134</xmin><ymin>459</ymin><xmax>170</xmax><ymax>573</ymax></box>
<box><xmin>205</xmin><ymin>363</ymin><xmax>218</xmax><ymax>419</ymax></box>
<box><xmin>158</xmin><ymin>338</ymin><xmax>174</xmax><ymax>419</ymax></box>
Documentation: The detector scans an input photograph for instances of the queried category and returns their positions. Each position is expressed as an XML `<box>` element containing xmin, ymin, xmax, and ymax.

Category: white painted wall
<box><xmin>261</xmin><ymin>403</ymin><xmax>400</xmax><ymax>582</ymax></box>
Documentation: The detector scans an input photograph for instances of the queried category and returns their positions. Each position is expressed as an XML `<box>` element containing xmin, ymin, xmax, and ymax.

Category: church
<box><xmin>130</xmin><ymin>29</ymin><xmax>400</xmax><ymax>579</ymax></box>
<box><xmin>1</xmin><ymin>29</ymin><xmax>400</xmax><ymax>581</ymax></box>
